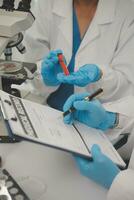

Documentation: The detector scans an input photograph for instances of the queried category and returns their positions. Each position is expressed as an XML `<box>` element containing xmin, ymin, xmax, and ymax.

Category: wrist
<box><xmin>43</xmin><ymin>78</ymin><xmax>60</xmax><ymax>86</ymax></box>
<box><xmin>105</xmin><ymin>166</ymin><xmax>120</xmax><ymax>189</ymax></box>
<box><xmin>94</xmin><ymin>65</ymin><xmax>103</xmax><ymax>81</ymax></box>
<box><xmin>99</xmin><ymin>112</ymin><xmax>117</xmax><ymax>131</ymax></box>
<box><xmin>106</xmin><ymin>112</ymin><xmax>118</xmax><ymax>129</ymax></box>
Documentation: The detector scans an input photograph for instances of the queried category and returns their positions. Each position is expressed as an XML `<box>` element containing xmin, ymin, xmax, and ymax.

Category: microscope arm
<box><xmin>0</xmin><ymin>6</ymin><xmax>34</xmax><ymax>57</ymax></box>
<box><xmin>0</xmin><ymin>37</ymin><xmax>9</xmax><ymax>57</ymax></box>
<box><xmin>0</xmin><ymin>1</ymin><xmax>36</xmax><ymax>96</ymax></box>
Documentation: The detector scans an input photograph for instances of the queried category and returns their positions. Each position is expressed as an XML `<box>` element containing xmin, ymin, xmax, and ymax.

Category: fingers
<box><xmin>57</xmin><ymin>72</ymin><xmax>90</xmax><ymax>87</ymax></box>
<box><xmin>63</xmin><ymin>93</ymin><xmax>90</xmax><ymax>112</ymax></box>
<box><xmin>63</xmin><ymin>93</ymin><xmax>89</xmax><ymax>125</ymax></box>
<box><xmin>80</xmin><ymin>64</ymin><xmax>101</xmax><ymax>82</ymax></box>
<box><xmin>74</xmin><ymin>156</ymin><xmax>91</xmax><ymax>170</ymax></box>
<box><xmin>43</xmin><ymin>49</ymin><xmax>63</xmax><ymax>67</ymax></box>
<box><xmin>73</xmin><ymin>100</ymin><xmax>102</xmax><ymax>114</ymax></box>
<box><xmin>48</xmin><ymin>49</ymin><xmax>63</xmax><ymax>57</ymax></box>
<box><xmin>73</xmin><ymin>155</ymin><xmax>93</xmax><ymax>176</ymax></box>
<box><xmin>63</xmin><ymin>115</ymin><xmax>73</xmax><ymax>124</ymax></box>
<box><xmin>57</xmin><ymin>64</ymin><xmax>101</xmax><ymax>86</ymax></box>
<box><xmin>73</xmin><ymin>101</ymin><xmax>94</xmax><ymax>111</ymax></box>
<box><xmin>73</xmin><ymin>145</ymin><xmax>102</xmax><ymax>174</ymax></box>
<box><xmin>57</xmin><ymin>73</ymin><xmax>78</xmax><ymax>84</ymax></box>
<box><xmin>46</xmin><ymin>57</ymin><xmax>59</xmax><ymax>65</ymax></box>
<box><xmin>91</xmin><ymin>144</ymin><xmax>102</xmax><ymax>161</ymax></box>
<box><xmin>74</xmin><ymin>155</ymin><xmax>90</xmax><ymax>167</ymax></box>
<box><xmin>44</xmin><ymin>55</ymin><xmax>58</xmax><ymax>68</ymax></box>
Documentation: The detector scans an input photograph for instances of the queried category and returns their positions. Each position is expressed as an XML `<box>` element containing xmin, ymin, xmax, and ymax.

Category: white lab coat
<box><xmin>23</xmin><ymin>0</ymin><xmax>134</xmax><ymax>103</ymax></box>
<box><xmin>107</xmin><ymin>142</ymin><xmax>134</xmax><ymax>200</ymax></box>
<box><xmin>102</xmin><ymin>96</ymin><xmax>134</xmax><ymax>200</ymax></box>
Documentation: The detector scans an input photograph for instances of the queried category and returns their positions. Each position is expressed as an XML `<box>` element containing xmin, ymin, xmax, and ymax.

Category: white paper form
<box><xmin>75</xmin><ymin>123</ymin><xmax>126</xmax><ymax>167</ymax></box>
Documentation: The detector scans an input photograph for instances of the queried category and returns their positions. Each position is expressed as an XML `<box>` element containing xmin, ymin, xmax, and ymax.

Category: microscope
<box><xmin>0</xmin><ymin>0</ymin><xmax>37</xmax><ymax>97</ymax></box>
<box><xmin>0</xmin><ymin>3</ymin><xmax>38</xmax><ymax>199</ymax></box>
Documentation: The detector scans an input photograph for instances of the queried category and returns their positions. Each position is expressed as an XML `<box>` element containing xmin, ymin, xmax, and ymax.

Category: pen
<box><xmin>58</xmin><ymin>53</ymin><xmax>70</xmax><ymax>76</ymax></box>
<box><xmin>63</xmin><ymin>88</ymin><xmax>103</xmax><ymax>117</ymax></box>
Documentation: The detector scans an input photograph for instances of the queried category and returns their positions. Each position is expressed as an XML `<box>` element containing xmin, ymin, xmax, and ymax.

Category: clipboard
<box><xmin>0</xmin><ymin>90</ymin><xmax>126</xmax><ymax>169</ymax></box>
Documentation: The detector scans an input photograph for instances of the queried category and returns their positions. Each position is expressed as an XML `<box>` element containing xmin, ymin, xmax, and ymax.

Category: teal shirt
<box><xmin>47</xmin><ymin>8</ymin><xmax>81</xmax><ymax>111</ymax></box>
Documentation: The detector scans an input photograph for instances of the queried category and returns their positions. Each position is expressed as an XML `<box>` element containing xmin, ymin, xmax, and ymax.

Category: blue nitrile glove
<box><xmin>74</xmin><ymin>144</ymin><xmax>120</xmax><ymax>189</ymax></box>
<box><xmin>41</xmin><ymin>49</ymin><xmax>63</xmax><ymax>86</ymax></box>
<box><xmin>63</xmin><ymin>93</ymin><xmax>116</xmax><ymax>131</ymax></box>
<box><xmin>57</xmin><ymin>64</ymin><xmax>101</xmax><ymax>87</ymax></box>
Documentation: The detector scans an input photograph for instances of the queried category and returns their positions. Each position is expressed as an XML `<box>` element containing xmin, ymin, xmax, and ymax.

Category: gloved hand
<box><xmin>57</xmin><ymin>64</ymin><xmax>102</xmax><ymax>87</ymax></box>
<box><xmin>41</xmin><ymin>49</ymin><xmax>63</xmax><ymax>86</ymax></box>
<box><xmin>63</xmin><ymin>93</ymin><xmax>116</xmax><ymax>131</ymax></box>
<box><xmin>74</xmin><ymin>144</ymin><xmax>120</xmax><ymax>189</ymax></box>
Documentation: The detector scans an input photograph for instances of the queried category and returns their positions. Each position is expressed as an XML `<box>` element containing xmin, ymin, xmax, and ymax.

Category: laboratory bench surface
<box><xmin>0</xmin><ymin>142</ymin><xmax>107</xmax><ymax>200</ymax></box>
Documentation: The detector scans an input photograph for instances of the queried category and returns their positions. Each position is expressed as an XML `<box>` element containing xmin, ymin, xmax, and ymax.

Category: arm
<box><xmin>63</xmin><ymin>93</ymin><xmax>134</xmax><ymax>160</ymax></box>
<box><xmin>64</xmin><ymin>93</ymin><xmax>134</xmax><ymax>198</ymax></box>
<box><xmin>107</xmin><ymin>169</ymin><xmax>134</xmax><ymax>200</ymax></box>
<box><xmin>23</xmin><ymin>0</ymin><xmax>60</xmax><ymax>98</ymax></box>
<box><xmin>108</xmin><ymin>139</ymin><xmax>134</xmax><ymax>200</ymax></box>
<box><xmin>63</xmin><ymin>92</ymin><xmax>118</xmax><ymax>131</ymax></box>
<box><xmin>74</xmin><ymin>144</ymin><xmax>120</xmax><ymax>189</ymax></box>
<box><xmin>63</xmin><ymin>93</ymin><xmax>134</xmax><ymax>133</ymax></box>
<box><xmin>94</xmin><ymin>22</ymin><xmax>134</xmax><ymax>102</ymax></box>
<box><xmin>74</xmin><ymin>144</ymin><xmax>134</xmax><ymax>200</ymax></box>
<box><xmin>97</xmin><ymin>10</ymin><xmax>134</xmax><ymax>102</ymax></box>
<box><xmin>58</xmin><ymin>10</ymin><xmax>134</xmax><ymax>101</ymax></box>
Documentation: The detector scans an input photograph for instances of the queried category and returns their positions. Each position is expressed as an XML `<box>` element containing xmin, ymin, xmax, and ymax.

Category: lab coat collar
<box><xmin>52</xmin><ymin>0</ymin><xmax>117</xmax><ymax>23</ymax></box>
<box><xmin>52</xmin><ymin>0</ymin><xmax>72</xmax><ymax>18</ymax></box>
<box><xmin>96</xmin><ymin>0</ymin><xmax>116</xmax><ymax>24</ymax></box>
<box><xmin>52</xmin><ymin>0</ymin><xmax>117</xmax><ymax>53</ymax></box>
<box><xmin>52</xmin><ymin>0</ymin><xmax>73</xmax><ymax>49</ymax></box>
<box><xmin>78</xmin><ymin>0</ymin><xmax>117</xmax><ymax>52</ymax></box>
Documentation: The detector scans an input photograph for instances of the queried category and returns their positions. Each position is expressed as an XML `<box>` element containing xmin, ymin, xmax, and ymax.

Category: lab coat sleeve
<box><xmin>29</xmin><ymin>60</ymin><xmax>59</xmax><ymax>98</ymax></box>
<box><xmin>107</xmin><ymin>169</ymin><xmax>134</xmax><ymax>200</ymax></box>
<box><xmin>89</xmin><ymin>12</ymin><xmax>134</xmax><ymax>102</ymax></box>
<box><xmin>103</xmin><ymin>96</ymin><xmax>134</xmax><ymax>138</ymax></box>
<box><xmin>23</xmin><ymin>0</ymin><xmax>59</xmax><ymax>98</ymax></box>
<box><xmin>101</xmin><ymin>96</ymin><xmax>134</xmax><ymax>161</ymax></box>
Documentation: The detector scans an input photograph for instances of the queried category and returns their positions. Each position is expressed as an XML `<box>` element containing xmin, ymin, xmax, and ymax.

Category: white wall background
<box><xmin>0</xmin><ymin>0</ymin><xmax>36</xmax><ymax>10</ymax></box>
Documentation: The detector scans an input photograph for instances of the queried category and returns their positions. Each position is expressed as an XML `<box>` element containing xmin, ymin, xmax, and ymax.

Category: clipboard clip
<box><xmin>0</xmin><ymin>99</ymin><xmax>21</xmax><ymax>144</ymax></box>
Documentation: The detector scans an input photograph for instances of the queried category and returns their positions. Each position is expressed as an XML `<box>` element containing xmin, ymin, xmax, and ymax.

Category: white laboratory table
<box><xmin>0</xmin><ymin>86</ymin><xmax>107</xmax><ymax>200</ymax></box>
<box><xmin>0</xmin><ymin>142</ymin><xmax>107</xmax><ymax>200</ymax></box>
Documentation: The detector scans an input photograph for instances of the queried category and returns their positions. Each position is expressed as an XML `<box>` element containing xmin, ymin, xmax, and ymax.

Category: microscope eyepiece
<box><xmin>1</xmin><ymin>0</ymin><xmax>32</xmax><ymax>12</ymax></box>
<box><xmin>1</xmin><ymin>0</ymin><xmax>15</xmax><ymax>11</ymax></box>
<box><xmin>17</xmin><ymin>0</ymin><xmax>32</xmax><ymax>12</ymax></box>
